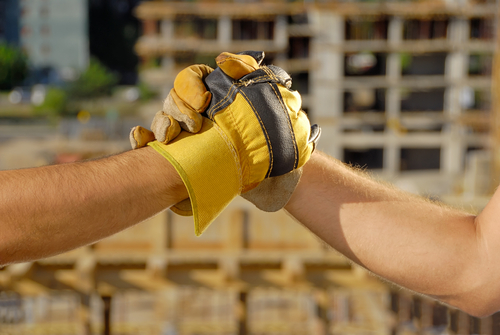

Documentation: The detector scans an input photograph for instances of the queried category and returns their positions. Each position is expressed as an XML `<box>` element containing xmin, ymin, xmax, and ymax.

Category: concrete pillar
<box><xmin>310</xmin><ymin>12</ymin><xmax>344</xmax><ymax>159</ymax></box>
<box><xmin>386</xmin><ymin>53</ymin><xmax>401</xmax><ymax>82</ymax></box>
<box><xmin>218</xmin><ymin>15</ymin><xmax>232</xmax><ymax>47</ymax></box>
<box><xmin>160</xmin><ymin>19</ymin><xmax>174</xmax><ymax>39</ymax></box>
<box><xmin>443</xmin><ymin>18</ymin><xmax>468</xmax><ymax>176</ymax></box>
<box><xmin>274</xmin><ymin>14</ymin><xmax>288</xmax><ymax>62</ymax></box>
<box><xmin>385</xmin><ymin>17</ymin><xmax>404</xmax><ymax>177</ymax></box>
<box><xmin>446</xmin><ymin>52</ymin><xmax>468</xmax><ymax>83</ymax></box>
<box><xmin>448</xmin><ymin>18</ymin><xmax>469</xmax><ymax>44</ymax></box>
<box><xmin>384</xmin><ymin>135</ymin><xmax>399</xmax><ymax>177</ymax></box>
<box><xmin>442</xmin><ymin>125</ymin><xmax>464</xmax><ymax>175</ymax></box>
<box><xmin>388</xmin><ymin>16</ymin><xmax>403</xmax><ymax>45</ymax></box>
<box><xmin>318</xmin><ymin>12</ymin><xmax>344</xmax><ymax>44</ymax></box>
<box><xmin>385</xmin><ymin>88</ymin><xmax>401</xmax><ymax>176</ymax></box>
<box><xmin>160</xmin><ymin>19</ymin><xmax>175</xmax><ymax>72</ymax></box>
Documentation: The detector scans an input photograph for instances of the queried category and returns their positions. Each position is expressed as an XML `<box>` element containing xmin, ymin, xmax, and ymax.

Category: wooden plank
<box><xmin>135</xmin><ymin>1</ymin><xmax>303</xmax><ymax>20</ymax></box>
<box><xmin>134</xmin><ymin>1</ymin><xmax>497</xmax><ymax>20</ymax></box>
<box><xmin>93</xmin><ymin>212</ymin><xmax>167</xmax><ymax>254</ymax></box>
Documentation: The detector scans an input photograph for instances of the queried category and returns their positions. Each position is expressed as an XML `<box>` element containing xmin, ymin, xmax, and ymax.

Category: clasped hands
<box><xmin>130</xmin><ymin>51</ymin><xmax>319</xmax><ymax>235</ymax></box>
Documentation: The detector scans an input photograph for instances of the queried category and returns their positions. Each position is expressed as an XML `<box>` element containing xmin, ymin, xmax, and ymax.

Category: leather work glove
<box><xmin>130</xmin><ymin>51</ymin><xmax>320</xmax><ymax>236</ymax></box>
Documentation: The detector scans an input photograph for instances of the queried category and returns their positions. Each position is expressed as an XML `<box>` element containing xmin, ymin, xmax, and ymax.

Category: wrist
<box><xmin>134</xmin><ymin>146</ymin><xmax>189</xmax><ymax>207</ymax></box>
<box><xmin>285</xmin><ymin>150</ymin><xmax>321</xmax><ymax>211</ymax></box>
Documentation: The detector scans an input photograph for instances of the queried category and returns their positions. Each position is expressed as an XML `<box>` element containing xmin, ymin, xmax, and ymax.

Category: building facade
<box><xmin>19</xmin><ymin>0</ymin><xmax>88</xmax><ymax>71</ymax></box>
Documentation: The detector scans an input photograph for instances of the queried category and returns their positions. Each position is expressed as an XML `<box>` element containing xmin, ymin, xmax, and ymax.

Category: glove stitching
<box><xmin>267</xmin><ymin>82</ymin><xmax>299</xmax><ymax>170</ymax></box>
<box><xmin>207</xmin><ymin>84</ymin><xmax>238</xmax><ymax>119</ymax></box>
<box><xmin>239</xmin><ymin>89</ymin><xmax>274</xmax><ymax>178</ymax></box>
<box><xmin>212</xmin><ymin>123</ymin><xmax>243</xmax><ymax>194</ymax></box>
<box><xmin>263</xmin><ymin>67</ymin><xmax>300</xmax><ymax>169</ymax></box>
<box><xmin>226</xmin><ymin>97</ymin><xmax>250</xmax><ymax>188</ymax></box>
<box><xmin>209</xmin><ymin>84</ymin><xmax>237</xmax><ymax>118</ymax></box>
<box><xmin>262</xmin><ymin>66</ymin><xmax>278</xmax><ymax>82</ymax></box>
<box><xmin>239</xmin><ymin>77</ymin><xmax>279</xmax><ymax>87</ymax></box>
<box><xmin>240</xmin><ymin>75</ymin><xmax>276</xmax><ymax>85</ymax></box>
<box><xmin>208</xmin><ymin>75</ymin><xmax>278</xmax><ymax>118</ymax></box>
<box><xmin>263</xmin><ymin>66</ymin><xmax>292</xmax><ymax>89</ymax></box>
<box><xmin>264</xmin><ymin>67</ymin><xmax>288</xmax><ymax>89</ymax></box>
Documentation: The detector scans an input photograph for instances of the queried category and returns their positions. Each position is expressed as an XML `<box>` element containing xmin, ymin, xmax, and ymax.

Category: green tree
<box><xmin>68</xmin><ymin>58</ymin><xmax>118</xmax><ymax>99</ymax></box>
<box><xmin>34</xmin><ymin>87</ymin><xmax>69</xmax><ymax>118</ymax></box>
<box><xmin>138</xmin><ymin>81</ymin><xmax>157</xmax><ymax>101</ymax></box>
<box><xmin>0</xmin><ymin>43</ymin><xmax>28</xmax><ymax>90</ymax></box>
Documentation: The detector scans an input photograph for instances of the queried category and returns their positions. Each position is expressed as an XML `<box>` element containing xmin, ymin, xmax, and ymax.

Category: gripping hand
<box><xmin>131</xmin><ymin>51</ymin><xmax>320</xmax><ymax>236</ymax></box>
<box><xmin>130</xmin><ymin>65</ymin><xmax>213</xmax><ymax>147</ymax></box>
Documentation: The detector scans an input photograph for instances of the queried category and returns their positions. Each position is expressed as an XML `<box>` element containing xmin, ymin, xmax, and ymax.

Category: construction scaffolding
<box><xmin>135</xmin><ymin>0</ymin><xmax>497</xmax><ymax>201</ymax></box>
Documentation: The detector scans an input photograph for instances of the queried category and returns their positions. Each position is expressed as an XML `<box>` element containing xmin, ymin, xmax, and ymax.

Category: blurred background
<box><xmin>0</xmin><ymin>0</ymin><xmax>499</xmax><ymax>334</ymax></box>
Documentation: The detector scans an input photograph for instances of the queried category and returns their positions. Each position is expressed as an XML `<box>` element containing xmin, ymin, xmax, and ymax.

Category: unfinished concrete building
<box><xmin>135</xmin><ymin>0</ymin><xmax>496</xmax><ymax>200</ymax></box>
<box><xmin>1</xmin><ymin>0</ymin><xmax>499</xmax><ymax>334</ymax></box>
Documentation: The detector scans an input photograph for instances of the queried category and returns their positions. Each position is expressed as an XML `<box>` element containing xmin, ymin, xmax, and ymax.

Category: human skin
<box><xmin>285</xmin><ymin>151</ymin><xmax>500</xmax><ymax>318</ymax></box>
<box><xmin>0</xmin><ymin>146</ymin><xmax>187</xmax><ymax>265</ymax></box>
<box><xmin>0</xmin><ymin>148</ymin><xmax>499</xmax><ymax>317</ymax></box>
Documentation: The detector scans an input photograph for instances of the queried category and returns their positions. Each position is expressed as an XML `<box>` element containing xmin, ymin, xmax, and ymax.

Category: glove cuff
<box><xmin>148</xmin><ymin>118</ymin><xmax>242</xmax><ymax>236</ymax></box>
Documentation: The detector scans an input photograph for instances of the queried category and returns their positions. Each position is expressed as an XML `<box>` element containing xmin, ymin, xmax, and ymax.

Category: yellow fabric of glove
<box><xmin>131</xmin><ymin>51</ymin><xmax>319</xmax><ymax>236</ymax></box>
<box><xmin>149</xmin><ymin>119</ymin><xmax>241</xmax><ymax>233</ymax></box>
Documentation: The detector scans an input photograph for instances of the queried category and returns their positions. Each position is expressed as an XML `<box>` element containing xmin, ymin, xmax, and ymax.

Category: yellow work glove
<box><xmin>130</xmin><ymin>51</ymin><xmax>320</xmax><ymax>236</ymax></box>
<box><xmin>130</xmin><ymin>64</ymin><xmax>214</xmax><ymax>148</ymax></box>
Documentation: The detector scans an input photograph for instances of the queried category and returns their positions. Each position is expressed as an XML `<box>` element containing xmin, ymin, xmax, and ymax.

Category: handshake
<box><xmin>130</xmin><ymin>51</ymin><xmax>320</xmax><ymax>236</ymax></box>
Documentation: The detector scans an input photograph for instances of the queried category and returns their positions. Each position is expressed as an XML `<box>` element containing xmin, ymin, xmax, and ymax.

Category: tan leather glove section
<box><xmin>216</xmin><ymin>52</ymin><xmax>260</xmax><ymax>80</ymax></box>
<box><xmin>241</xmin><ymin>168</ymin><xmax>303</xmax><ymax>212</ymax></box>
<box><xmin>131</xmin><ymin>55</ymin><xmax>258</xmax><ymax>149</ymax></box>
<box><xmin>130</xmin><ymin>65</ymin><xmax>214</xmax><ymax>149</ymax></box>
<box><xmin>167</xmin><ymin>64</ymin><xmax>213</xmax><ymax>133</ymax></box>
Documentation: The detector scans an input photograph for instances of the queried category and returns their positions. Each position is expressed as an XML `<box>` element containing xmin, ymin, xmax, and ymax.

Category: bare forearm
<box><xmin>286</xmin><ymin>151</ymin><xmax>500</xmax><ymax>317</ymax></box>
<box><xmin>0</xmin><ymin>147</ymin><xmax>187</xmax><ymax>265</ymax></box>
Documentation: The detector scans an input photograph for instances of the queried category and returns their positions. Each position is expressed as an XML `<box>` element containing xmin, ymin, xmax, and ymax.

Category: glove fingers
<box><xmin>130</xmin><ymin>126</ymin><xmax>156</xmax><ymax>149</ymax></box>
<box><xmin>151</xmin><ymin>110</ymin><xmax>182</xmax><ymax>144</ymax></box>
<box><xmin>166</xmin><ymin>92</ymin><xmax>204</xmax><ymax>133</ymax></box>
<box><xmin>172</xmin><ymin>64</ymin><xmax>213</xmax><ymax>113</ymax></box>
<box><xmin>216</xmin><ymin>52</ymin><xmax>260</xmax><ymax>80</ymax></box>
<box><xmin>241</xmin><ymin>168</ymin><xmax>302</xmax><ymax>212</ymax></box>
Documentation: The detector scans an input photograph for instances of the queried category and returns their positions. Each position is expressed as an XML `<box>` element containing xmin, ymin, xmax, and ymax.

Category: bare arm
<box><xmin>0</xmin><ymin>147</ymin><xmax>188</xmax><ymax>266</ymax></box>
<box><xmin>286</xmin><ymin>151</ymin><xmax>500</xmax><ymax>317</ymax></box>
<box><xmin>4</xmin><ymin>143</ymin><xmax>499</xmax><ymax>316</ymax></box>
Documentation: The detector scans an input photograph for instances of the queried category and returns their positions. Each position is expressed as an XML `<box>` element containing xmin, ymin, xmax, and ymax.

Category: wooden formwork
<box><xmin>91</xmin><ymin>198</ymin><xmax>324</xmax><ymax>254</ymax></box>
<box><xmin>2</xmin><ymin>273</ymin><xmax>500</xmax><ymax>335</ymax></box>
<box><xmin>0</xmin><ymin>286</ymin><xmax>393</xmax><ymax>335</ymax></box>
<box><xmin>0</xmin><ymin>197</ymin><xmax>393</xmax><ymax>335</ymax></box>
<box><xmin>3</xmin><ymin>191</ymin><xmax>498</xmax><ymax>335</ymax></box>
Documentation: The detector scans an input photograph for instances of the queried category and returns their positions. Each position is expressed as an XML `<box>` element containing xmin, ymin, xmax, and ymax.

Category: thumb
<box><xmin>216</xmin><ymin>52</ymin><xmax>260</xmax><ymax>80</ymax></box>
<box><xmin>130</xmin><ymin>126</ymin><xmax>155</xmax><ymax>149</ymax></box>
